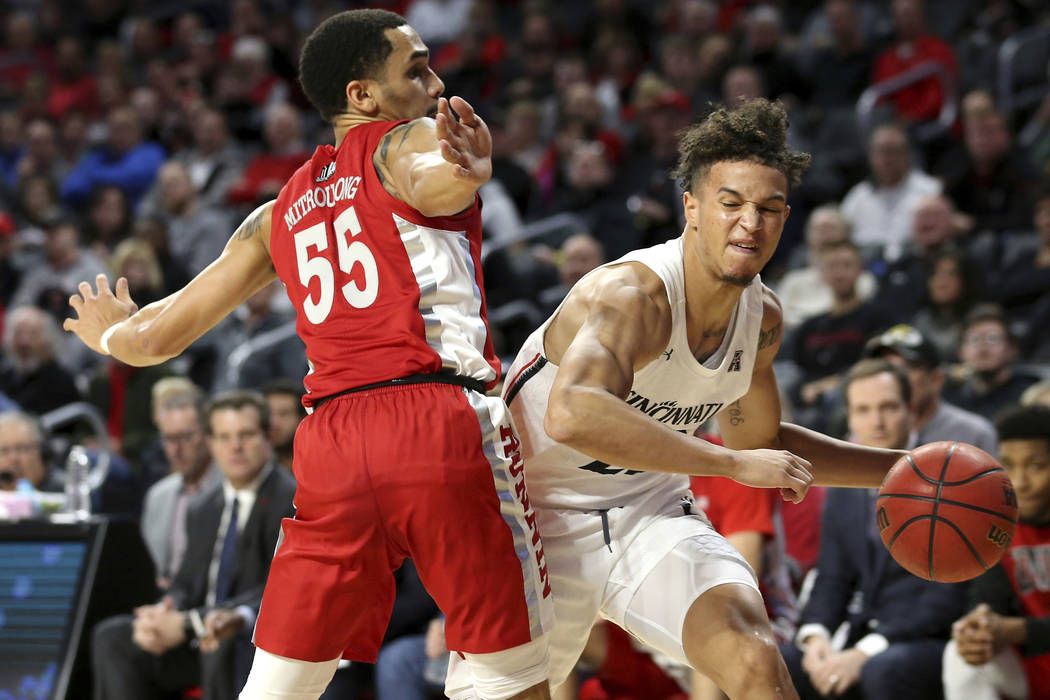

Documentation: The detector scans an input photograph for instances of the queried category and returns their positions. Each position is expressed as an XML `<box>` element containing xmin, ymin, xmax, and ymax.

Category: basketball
<box><xmin>876</xmin><ymin>441</ymin><xmax>1018</xmax><ymax>582</ymax></box>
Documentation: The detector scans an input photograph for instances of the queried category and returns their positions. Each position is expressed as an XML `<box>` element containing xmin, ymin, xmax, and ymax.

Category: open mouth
<box><xmin>729</xmin><ymin>242</ymin><xmax>759</xmax><ymax>253</ymax></box>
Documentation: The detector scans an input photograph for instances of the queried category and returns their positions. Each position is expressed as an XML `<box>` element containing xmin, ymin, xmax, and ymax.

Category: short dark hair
<box><xmin>670</xmin><ymin>98</ymin><xmax>811</xmax><ymax>191</ymax></box>
<box><xmin>261</xmin><ymin>379</ymin><xmax>307</xmax><ymax>418</ymax></box>
<box><xmin>996</xmin><ymin>404</ymin><xmax>1050</xmax><ymax>445</ymax></box>
<box><xmin>299</xmin><ymin>9</ymin><xmax>407</xmax><ymax>122</ymax></box>
<box><xmin>963</xmin><ymin>303</ymin><xmax>1012</xmax><ymax>342</ymax></box>
<box><xmin>843</xmin><ymin>358</ymin><xmax>912</xmax><ymax>408</ymax></box>
<box><xmin>204</xmin><ymin>390</ymin><xmax>270</xmax><ymax>435</ymax></box>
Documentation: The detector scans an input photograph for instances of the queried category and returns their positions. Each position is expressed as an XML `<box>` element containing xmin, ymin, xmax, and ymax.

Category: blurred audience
<box><xmin>0</xmin><ymin>305</ymin><xmax>80</xmax><ymax>415</ymax></box>
<box><xmin>260</xmin><ymin>379</ymin><xmax>305</xmax><ymax>473</ymax></box>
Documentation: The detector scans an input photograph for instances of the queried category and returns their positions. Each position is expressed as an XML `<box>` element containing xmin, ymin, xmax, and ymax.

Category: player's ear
<box><xmin>346</xmin><ymin>80</ymin><xmax>378</xmax><ymax>115</ymax></box>
<box><xmin>682</xmin><ymin>190</ymin><xmax>699</xmax><ymax>228</ymax></box>
<box><xmin>782</xmin><ymin>204</ymin><xmax>791</xmax><ymax>223</ymax></box>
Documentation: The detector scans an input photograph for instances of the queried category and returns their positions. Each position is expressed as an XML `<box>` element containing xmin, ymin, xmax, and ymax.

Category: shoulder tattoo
<box><xmin>235</xmin><ymin>207</ymin><xmax>266</xmax><ymax>241</ymax></box>
<box><xmin>757</xmin><ymin>322</ymin><xmax>782</xmax><ymax>350</ymax></box>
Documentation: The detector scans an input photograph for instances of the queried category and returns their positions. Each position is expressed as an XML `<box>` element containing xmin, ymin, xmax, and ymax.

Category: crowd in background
<box><xmin>2</xmin><ymin>0</ymin><xmax>1050</xmax><ymax>698</ymax></box>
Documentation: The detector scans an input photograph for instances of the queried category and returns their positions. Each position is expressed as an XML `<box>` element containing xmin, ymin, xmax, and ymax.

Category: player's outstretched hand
<box><xmin>731</xmin><ymin>449</ymin><xmax>813</xmax><ymax>503</ymax></box>
<box><xmin>435</xmin><ymin>96</ymin><xmax>492</xmax><ymax>186</ymax></box>
<box><xmin>64</xmin><ymin>274</ymin><xmax>139</xmax><ymax>355</ymax></box>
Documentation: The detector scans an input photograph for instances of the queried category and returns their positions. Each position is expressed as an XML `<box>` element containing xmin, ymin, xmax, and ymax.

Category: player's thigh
<box><xmin>254</xmin><ymin>399</ymin><xmax>400</xmax><ymax>663</ymax></box>
<box><xmin>388</xmin><ymin>390</ymin><xmax>553</xmax><ymax>656</ymax></box>
<box><xmin>606</xmin><ymin>518</ymin><xmax>759</xmax><ymax>667</ymax></box>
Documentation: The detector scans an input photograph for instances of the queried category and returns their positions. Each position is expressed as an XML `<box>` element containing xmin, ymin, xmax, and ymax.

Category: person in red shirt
<box><xmin>944</xmin><ymin>404</ymin><xmax>1050</xmax><ymax>700</ymax></box>
<box><xmin>871</xmin><ymin>0</ymin><xmax>957</xmax><ymax>124</ymax></box>
<box><xmin>63</xmin><ymin>9</ymin><xmax>553</xmax><ymax>700</ymax></box>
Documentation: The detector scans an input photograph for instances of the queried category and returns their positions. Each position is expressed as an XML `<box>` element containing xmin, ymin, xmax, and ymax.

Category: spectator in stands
<box><xmin>12</xmin><ymin>172</ymin><xmax>63</xmax><ymax>234</ymax></box>
<box><xmin>140</xmin><ymin>378</ymin><xmax>221</xmax><ymax>590</ymax></box>
<box><xmin>840</xmin><ymin>122</ymin><xmax>942</xmax><ymax>261</ymax></box>
<box><xmin>722</xmin><ymin>64</ymin><xmax>767</xmax><ymax>111</ymax></box>
<box><xmin>736</xmin><ymin>5</ymin><xmax>809</xmax><ymax>105</ymax></box>
<box><xmin>87</xmin><ymin>354</ymin><xmax>173</xmax><ymax>465</ymax></box>
<box><xmin>988</xmin><ymin>184</ymin><xmax>1050</xmax><ymax>325</ymax></box>
<box><xmin>0</xmin><ymin>410</ymin><xmax>61</xmax><ymax>493</ymax></box>
<box><xmin>776</xmin><ymin>205</ymin><xmax>877</xmax><ymax>328</ymax></box>
<box><xmin>82</xmin><ymin>184</ymin><xmax>131</xmax><ymax>256</ymax></box>
<box><xmin>47</xmin><ymin>36</ymin><xmax>96</xmax><ymax>121</ymax></box>
<box><xmin>171</xmin><ymin>106</ymin><xmax>247</xmax><ymax>211</ymax></box>
<box><xmin>214</xmin><ymin>36</ymin><xmax>290</xmax><ymax>143</ymax></box>
<box><xmin>789</xmin><ymin>239</ymin><xmax>894</xmax><ymax>432</ymax></box>
<box><xmin>0</xmin><ymin>11</ymin><xmax>51</xmax><ymax>104</ymax></box>
<box><xmin>538</xmin><ymin>232</ymin><xmax>607</xmax><ymax>314</ymax></box>
<box><xmin>863</xmin><ymin>324</ymin><xmax>997</xmax><ymax>453</ymax></box>
<box><xmin>60</xmin><ymin>104</ymin><xmax>165</xmax><ymax>211</ymax></box>
<box><xmin>131</xmin><ymin>214</ymin><xmax>191</xmax><ymax>297</ymax></box>
<box><xmin>876</xmin><ymin>193</ymin><xmax>969</xmax><ymax>313</ymax></box>
<box><xmin>943</xmin><ymin>404</ymin><xmax>1050</xmax><ymax>700</ymax></box>
<box><xmin>0</xmin><ymin>306</ymin><xmax>80</xmax><ymax>415</ymax></box>
<box><xmin>210</xmin><ymin>280</ymin><xmax>305</xmax><ymax>392</ymax></box>
<box><xmin>92</xmin><ymin>390</ymin><xmax>296</xmax><ymax>700</ymax></box>
<box><xmin>781</xmin><ymin>358</ymin><xmax>968</xmax><ymax>700</ymax></box>
<box><xmin>945</xmin><ymin>304</ymin><xmax>1041</xmax><ymax>421</ymax></box>
<box><xmin>226</xmin><ymin>102</ymin><xmax>308</xmax><ymax>207</ymax></box>
<box><xmin>872</xmin><ymin>0</ymin><xmax>958</xmax><ymax>124</ymax></box>
<box><xmin>798</xmin><ymin>0</ymin><xmax>877</xmax><ymax>111</ymax></box>
<box><xmin>0</xmin><ymin>211</ymin><xmax>20</xmax><ymax>309</ymax></box>
<box><xmin>110</xmin><ymin>238</ymin><xmax>166</xmax><ymax>309</ymax></box>
<box><xmin>7</xmin><ymin>116</ymin><xmax>68</xmax><ymax>191</ymax></box>
<box><xmin>937</xmin><ymin>109</ymin><xmax>1040</xmax><ymax>234</ymax></box>
<box><xmin>260</xmin><ymin>379</ymin><xmax>305</xmax><ymax>473</ymax></box>
<box><xmin>151</xmin><ymin>160</ymin><xmax>233</xmax><ymax>277</ymax></box>
<box><xmin>909</xmin><ymin>247</ymin><xmax>985</xmax><ymax>363</ymax></box>
<box><xmin>11</xmin><ymin>217</ymin><xmax>106</xmax><ymax>310</ymax></box>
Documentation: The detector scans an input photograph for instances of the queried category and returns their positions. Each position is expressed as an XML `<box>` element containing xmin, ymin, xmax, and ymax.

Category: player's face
<box><xmin>208</xmin><ymin>406</ymin><xmax>272</xmax><ymax>489</ymax></box>
<box><xmin>1000</xmin><ymin>439</ymin><xmax>1050</xmax><ymax>522</ymax></box>
<box><xmin>846</xmin><ymin>372</ymin><xmax>912</xmax><ymax>450</ymax></box>
<box><xmin>374</xmin><ymin>26</ymin><xmax>444</xmax><ymax>121</ymax></box>
<box><xmin>684</xmin><ymin>160</ymin><xmax>789</xmax><ymax>287</ymax></box>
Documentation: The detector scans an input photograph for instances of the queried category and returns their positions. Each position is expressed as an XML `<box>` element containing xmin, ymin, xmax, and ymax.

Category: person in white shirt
<box><xmin>841</xmin><ymin>122</ymin><xmax>941</xmax><ymax>261</ymax></box>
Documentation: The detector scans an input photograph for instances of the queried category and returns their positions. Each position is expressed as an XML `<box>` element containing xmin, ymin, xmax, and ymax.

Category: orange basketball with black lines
<box><xmin>876</xmin><ymin>441</ymin><xmax>1018</xmax><ymax>582</ymax></box>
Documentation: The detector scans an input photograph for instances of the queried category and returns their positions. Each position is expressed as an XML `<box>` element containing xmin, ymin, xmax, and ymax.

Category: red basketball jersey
<box><xmin>269</xmin><ymin>120</ymin><xmax>499</xmax><ymax>407</ymax></box>
<box><xmin>1002</xmin><ymin>522</ymin><xmax>1050</xmax><ymax>699</ymax></box>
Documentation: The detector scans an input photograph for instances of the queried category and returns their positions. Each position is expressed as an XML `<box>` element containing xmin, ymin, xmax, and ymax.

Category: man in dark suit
<box><xmin>92</xmin><ymin>390</ymin><xmax>296</xmax><ymax>700</ymax></box>
<box><xmin>780</xmin><ymin>359</ymin><xmax>969</xmax><ymax>699</ymax></box>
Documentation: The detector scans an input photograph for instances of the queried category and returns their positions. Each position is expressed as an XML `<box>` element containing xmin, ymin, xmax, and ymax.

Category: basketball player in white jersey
<box><xmin>447</xmin><ymin>99</ymin><xmax>911</xmax><ymax>699</ymax></box>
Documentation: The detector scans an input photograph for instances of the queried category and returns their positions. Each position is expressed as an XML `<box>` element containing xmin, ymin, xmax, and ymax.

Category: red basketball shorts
<box><xmin>253</xmin><ymin>382</ymin><xmax>553</xmax><ymax>663</ymax></box>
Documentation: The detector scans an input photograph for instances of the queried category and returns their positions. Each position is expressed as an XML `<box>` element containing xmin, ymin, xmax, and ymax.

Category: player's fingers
<box><xmin>790</xmin><ymin>454</ymin><xmax>814</xmax><ymax>482</ymax></box>
<box><xmin>62</xmin><ymin>318</ymin><xmax>76</xmax><ymax>332</ymax></box>
<box><xmin>449</xmin><ymin>96</ymin><xmax>477</xmax><ymax>126</ymax></box>
<box><xmin>68</xmin><ymin>294</ymin><xmax>83</xmax><ymax>314</ymax></box>
<box><xmin>78</xmin><ymin>280</ymin><xmax>96</xmax><ymax>300</ymax></box>
<box><xmin>439</xmin><ymin>140</ymin><xmax>463</xmax><ymax>165</ymax></box>
<box><xmin>115</xmin><ymin>276</ymin><xmax>133</xmax><ymax>305</ymax></box>
<box><xmin>95</xmin><ymin>273</ymin><xmax>112</xmax><ymax>296</ymax></box>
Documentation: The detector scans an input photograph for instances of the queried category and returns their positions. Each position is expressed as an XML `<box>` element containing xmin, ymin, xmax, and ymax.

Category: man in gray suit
<box><xmin>140</xmin><ymin>378</ymin><xmax>222</xmax><ymax>590</ymax></box>
<box><xmin>93</xmin><ymin>390</ymin><xmax>296</xmax><ymax>700</ymax></box>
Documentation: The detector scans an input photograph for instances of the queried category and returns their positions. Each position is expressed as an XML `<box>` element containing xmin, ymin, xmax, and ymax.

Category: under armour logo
<box><xmin>662</xmin><ymin>349</ymin><xmax>673</xmax><ymax>361</ymax></box>
<box><xmin>727</xmin><ymin>350</ymin><xmax>743</xmax><ymax>372</ymax></box>
<box><xmin>315</xmin><ymin>162</ymin><xmax>336</xmax><ymax>182</ymax></box>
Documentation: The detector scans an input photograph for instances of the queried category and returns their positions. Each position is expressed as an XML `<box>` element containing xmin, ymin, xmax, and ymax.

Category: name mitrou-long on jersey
<box><xmin>502</xmin><ymin>237</ymin><xmax>764</xmax><ymax>510</ymax></box>
<box><xmin>269</xmin><ymin>120</ymin><xmax>499</xmax><ymax>408</ymax></box>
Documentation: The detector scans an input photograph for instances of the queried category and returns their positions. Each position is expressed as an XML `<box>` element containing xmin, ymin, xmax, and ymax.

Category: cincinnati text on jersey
<box><xmin>625</xmin><ymin>391</ymin><xmax>724</xmax><ymax>426</ymax></box>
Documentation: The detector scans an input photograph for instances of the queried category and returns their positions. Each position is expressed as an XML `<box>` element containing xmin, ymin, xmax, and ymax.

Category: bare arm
<box><xmin>65</xmin><ymin>202</ymin><xmax>278</xmax><ymax>366</ymax></box>
<box><xmin>373</xmin><ymin>96</ymin><xmax>491</xmax><ymax>217</ymax></box>
<box><xmin>717</xmin><ymin>287</ymin><xmax>904</xmax><ymax>488</ymax></box>
<box><xmin>542</xmin><ymin>267</ymin><xmax>811</xmax><ymax>498</ymax></box>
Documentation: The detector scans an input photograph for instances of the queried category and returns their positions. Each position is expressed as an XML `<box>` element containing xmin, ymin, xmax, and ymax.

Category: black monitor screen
<box><xmin>0</xmin><ymin>535</ymin><xmax>92</xmax><ymax>700</ymax></box>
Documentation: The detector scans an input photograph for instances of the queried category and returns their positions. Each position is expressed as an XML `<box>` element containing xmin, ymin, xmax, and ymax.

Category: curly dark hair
<box><xmin>670</xmin><ymin>99</ymin><xmax>811</xmax><ymax>191</ymax></box>
<box><xmin>299</xmin><ymin>9</ymin><xmax>407</xmax><ymax>122</ymax></box>
<box><xmin>996</xmin><ymin>404</ymin><xmax>1050</xmax><ymax>444</ymax></box>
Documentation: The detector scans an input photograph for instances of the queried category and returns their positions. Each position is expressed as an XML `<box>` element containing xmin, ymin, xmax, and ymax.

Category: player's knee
<box><xmin>461</xmin><ymin>635</ymin><xmax>549</xmax><ymax>700</ymax></box>
<box><xmin>238</xmin><ymin>647</ymin><xmax>340</xmax><ymax>700</ymax></box>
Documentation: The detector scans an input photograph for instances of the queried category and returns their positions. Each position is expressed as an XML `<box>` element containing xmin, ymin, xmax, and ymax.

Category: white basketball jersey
<box><xmin>503</xmin><ymin>237</ymin><xmax>765</xmax><ymax>510</ymax></box>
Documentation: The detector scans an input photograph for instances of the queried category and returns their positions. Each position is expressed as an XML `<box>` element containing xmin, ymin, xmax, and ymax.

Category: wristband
<box><xmin>99</xmin><ymin>324</ymin><xmax>120</xmax><ymax>355</ymax></box>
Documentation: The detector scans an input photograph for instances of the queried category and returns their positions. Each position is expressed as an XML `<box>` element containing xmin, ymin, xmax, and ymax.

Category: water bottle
<box><xmin>63</xmin><ymin>446</ymin><xmax>91</xmax><ymax>520</ymax></box>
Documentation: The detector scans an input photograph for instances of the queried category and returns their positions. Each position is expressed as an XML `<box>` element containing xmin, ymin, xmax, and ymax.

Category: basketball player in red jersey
<box><xmin>64</xmin><ymin>10</ymin><xmax>552</xmax><ymax>700</ymax></box>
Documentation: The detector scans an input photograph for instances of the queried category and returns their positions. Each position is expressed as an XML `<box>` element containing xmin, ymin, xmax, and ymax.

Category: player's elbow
<box><xmin>544</xmin><ymin>386</ymin><xmax>593</xmax><ymax>446</ymax></box>
<box><xmin>124</xmin><ymin>326</ymin><xmax>182</xmax><ymax>366</ymax></box>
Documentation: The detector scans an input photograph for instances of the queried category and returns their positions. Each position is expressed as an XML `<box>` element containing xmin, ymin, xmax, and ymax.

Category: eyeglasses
<box><xmin>963</xmin><ymin>334</ymin><xmax>1006</xmax><ymax>346</ymax></box>
<box><xmin>160</xmin><ymin>430</ymin><xmax>203</xmax><ymax>446</ymax></box>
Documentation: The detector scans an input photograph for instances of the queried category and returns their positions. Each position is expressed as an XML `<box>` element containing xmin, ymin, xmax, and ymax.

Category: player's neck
<box><xmin>331</xmin><ymin>114</ymin><xmax>384</xmax><ymax>147</ymax></box>
<box><xmin>683</xmin><ymin>263</ymin><xmax>746</xmax><ymax>338</ymax></box>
